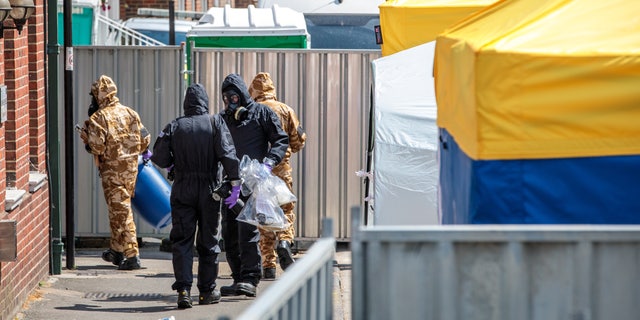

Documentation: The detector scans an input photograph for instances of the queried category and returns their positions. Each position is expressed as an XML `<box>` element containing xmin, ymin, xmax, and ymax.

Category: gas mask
<box><xmin>223</xmin><ymin>89</ymin><xmax>248</xmax><ymax>121</ymax></box>
<box><xmin>88</xmin><ymin>93</ymin><xmax>99</xmax><ymax>117</ymax></box>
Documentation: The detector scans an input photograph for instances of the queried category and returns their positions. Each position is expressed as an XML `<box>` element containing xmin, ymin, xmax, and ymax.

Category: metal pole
<box><xmin>351</xmin><ymin>206</ymin><xmax>364</xmax><ymax>320</ymax></box>
<box><xmin>63</xmin><ymin>0</ymin><xmax>75</xmax><ymax>269</ymax></box>
<box><xmin>363</xmin><ymin>87</ymin><xmax>374</xmax><ymax>225</ymax></box>
<box><xmin>46</xmin><ymin>0</ymin><xmax>63</xmax><ymax>275</ymax></box>
<box><xmin>169</xmin><ymin>0</ymin><xmax>176</xmax><ymax>45</ymax></box>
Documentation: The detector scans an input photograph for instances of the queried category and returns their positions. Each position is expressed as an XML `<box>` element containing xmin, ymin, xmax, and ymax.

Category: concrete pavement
<box><xmin>13</xmin><ymin>238</ymin><xmax>352</xmax><ymax>320</ymax></box>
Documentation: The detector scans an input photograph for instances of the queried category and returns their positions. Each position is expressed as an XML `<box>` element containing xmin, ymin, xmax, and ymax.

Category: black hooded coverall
<box><xmin>219</xmin><ymin>74</ymin><xmax>289</xmax><ymax>286</ymax></box>
<box><xmin>151</xmin><ymin>83</ymin><xmax>240</xmax><ymax>294</ymax></box>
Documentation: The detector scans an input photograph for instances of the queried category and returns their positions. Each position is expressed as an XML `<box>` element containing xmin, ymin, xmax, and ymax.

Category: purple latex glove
<box><xmin>141</xmin><ymin>149</ymin><xmax>152</xmax><ymax>161</ymax></box>
<box><xmin>262</xmin><ymin>157</ymin><xmax>275</xmax><ymax>172</ymax></box>
<box><xmin>224</xmin><ymin>185</ymin><xmax>241</xmax><ymax>208</ymax></box>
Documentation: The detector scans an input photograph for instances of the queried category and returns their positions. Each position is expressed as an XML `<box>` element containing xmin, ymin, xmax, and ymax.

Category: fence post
<box><xmin>350</xmin><ymin>206</ymin><xmax>363</xmax><ymax>320</ymax></box>
<box><xmin>322</xmin><ymin>217</ymin><xmax>333</xmax><ymax>238</ymax></box>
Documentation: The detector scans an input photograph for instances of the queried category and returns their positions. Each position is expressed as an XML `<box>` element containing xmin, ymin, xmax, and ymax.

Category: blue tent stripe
<box><xmin>439</xmin><ymin>128</ymin><xmax>640</xmax><ymax>224</ymax></box>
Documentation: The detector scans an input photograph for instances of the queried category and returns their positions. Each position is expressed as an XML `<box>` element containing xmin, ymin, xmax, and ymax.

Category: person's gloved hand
<box><xmin>79</xmin><ymin>120</ymin><xmax>89</xmax><ymax>144</ymax></box>
<box><xmin>224</xmin><ymin>185</ymin><xmax>241</xmax><ymax>208</ymax></box>
<box><xmin>141</xmin><ymin>149</ymin><xmax>152</xmax><ymax>161</ymax></box>
<box><xmin>80</xmin><ymin>129</ymin><xmax>88</xmax><ymax>144</ymax></box>
<box><xmin>262</xmin><ymin>157</ymin><xmax>275</xmax><ymax>173</ymax></box>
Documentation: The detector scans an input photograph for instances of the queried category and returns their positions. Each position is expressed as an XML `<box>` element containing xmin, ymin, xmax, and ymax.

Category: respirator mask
<box><xmin>88</xmin><ymin>93</ymin><xmax>99</xmax><ymax>117</ymax></box>
<box><xmin>223</xmin><ymin>89</ymin><xmax>247</xmax><ymax>121</ymax></box>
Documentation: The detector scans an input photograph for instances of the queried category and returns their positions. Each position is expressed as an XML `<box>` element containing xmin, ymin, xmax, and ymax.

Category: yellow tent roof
<box><xmin>379</xmin><ymin>0</ymin><xmax>497</xmax><ymax>56</ymax></box>
<box><xmin>435</xmin><ymin>0</ymin><xmax>640</xmax><ymax>160</ymax></box>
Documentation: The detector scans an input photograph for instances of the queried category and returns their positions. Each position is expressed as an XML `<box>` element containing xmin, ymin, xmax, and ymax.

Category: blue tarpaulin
<box><xmin>439</xmin><ymin>129</ymin><xmax>640</xmax><ymax>224</ymax></box>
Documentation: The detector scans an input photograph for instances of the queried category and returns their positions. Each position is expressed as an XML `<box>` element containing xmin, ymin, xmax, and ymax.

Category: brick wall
<box><xmin>120</xmin><ymin>0</ymin><xmax>170</xmax><ymax>21</ymax></box>
<box><xmin>28</xmin><ymin>0</ymin><xmax>47</xmax><ymax>171</ymax></box>
<box><xmin>0</xmin><ymin>1</ymin><xmax>51</xmax><ymax>319</ymax></box>
<box><xmin>120</xmin><ymin>0</ymin><xmax>260</xmax><ymax>20</ymax></box>
<box><xmin>234</xmin><ymin>0</ymin><xmax>258</xmax><ymax>8</ymax></box>
<box><xmin>184</xmin><ymin>0</ymin><xmax>218</xmax><ymax>12</ymax></box>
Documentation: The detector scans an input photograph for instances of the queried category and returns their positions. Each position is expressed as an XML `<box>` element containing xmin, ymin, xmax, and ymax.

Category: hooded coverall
<box><xmin>81</xmin><ymin>75</ymin><xmax>151</xmax><ymax>259</ymax></box>
<box><xmin>151</xmin><ymin>83</ymin><xmax>240</xmax><ymax>294</ymax></box>
<box><xmin>249</xmin><ymin>72</ymin><xmax>307</xmax><ymax>270</ymax></box>
<box><xmin>219</xmin><ymin>73</ymin><xmax>289</xmax><ymax>286</ymax></box>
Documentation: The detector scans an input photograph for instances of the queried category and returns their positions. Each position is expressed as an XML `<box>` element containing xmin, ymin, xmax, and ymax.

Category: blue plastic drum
<box><xmin>132</xmin><ymin>157</ymin><xmax>172</xmax><ymax>230</ymax></box>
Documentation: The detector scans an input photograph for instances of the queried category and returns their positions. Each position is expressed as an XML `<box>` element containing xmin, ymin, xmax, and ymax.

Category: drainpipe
<box><xmin>63</xmin><ymin>0</ymin><xmax>76</xmax><ymax>269</ymax></box>
<box><xmin>46</xmin><ymin>0</ymin><xmax>63</xmax><ymax>275</ymax></box>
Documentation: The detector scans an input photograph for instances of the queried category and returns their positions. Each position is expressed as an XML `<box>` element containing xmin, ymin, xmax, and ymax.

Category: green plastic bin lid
<box><xmin>187</xmin><ymin>4</ymin><xmax>308</xmax><ymax>37</ymax></box>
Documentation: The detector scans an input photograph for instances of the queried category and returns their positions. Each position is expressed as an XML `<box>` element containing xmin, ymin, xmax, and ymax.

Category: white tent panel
<box><xmin>371</xmin><ymin>41</ymin><xmax>439</xmax><ymax>225</ymax></box>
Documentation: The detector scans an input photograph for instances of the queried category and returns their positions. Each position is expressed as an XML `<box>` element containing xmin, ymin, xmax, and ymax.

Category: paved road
<box><xmin>14</xmin><ymin>238</ymin><xmax>352</xmax><ymax>320</ymax></box>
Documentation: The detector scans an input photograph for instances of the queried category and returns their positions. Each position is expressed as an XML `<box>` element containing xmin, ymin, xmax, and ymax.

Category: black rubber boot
<box><xmin>276</xmin><ymin>241</ymin><xmax>295</xmax><ymax>271</ymax></box>
<box><xmin>220</xmin><ymin>283</ymin><xmax>240</xmax><ymax>296</ymax></box>
<box><xmin>236</xmin><ymin>282</ymin><xmax>257</xmax><ymax>297</ymax></box>
<box><xmin>263</xmin><ymin>267</ymin><xmax>276</xmax><ymax>280</ymax></box>
<box><xmin>199</xmin><ymin>289</ymin><xmax>221</xmax><ymax>305</ymax></box>
<box><xmin>101</xmin><ymin>249</ymin><xmax>124</xmax><ymax>266</ymax></box>
<box><xmin>177</xmin><ymin>289</ymin><xmax>192</xmax><ymax>309</ymax></box>
<box><xmin>118</xmin><ymin>256</ymin><xmax>141</xmax><ymax>270</ymax></box>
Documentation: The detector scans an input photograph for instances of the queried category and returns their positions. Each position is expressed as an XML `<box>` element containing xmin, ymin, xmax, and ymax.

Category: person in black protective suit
<box><xmin>218</xmin><ymin>73</ymin><xmax>289</xmax><ymax>298</ymax></box>
<box><xmin>150</xmin><ymin>83</ymin><xmax>241</xmax><ymax>309</ymax></box>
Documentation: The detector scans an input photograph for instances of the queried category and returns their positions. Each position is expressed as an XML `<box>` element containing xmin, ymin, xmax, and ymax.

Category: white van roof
<box><xmin>188</xmin><ymin>4</ymin><xmax>307</xmax><ymax>37</ymax></box>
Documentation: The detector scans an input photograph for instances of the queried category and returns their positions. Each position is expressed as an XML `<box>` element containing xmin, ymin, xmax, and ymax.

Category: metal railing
<box><xmin>93</xmin><ymin>14</ymin><xmax>166</xmax><ymax>46</ymax></box>
<box><xmin>351</xmin><ymin>208</ymin><xmax>640</xmax><ymax>320</ymax></box>
<box><xmin>220</xmin><ymin>219</ymin><xmax>336</xmax><ymax>320</ymax></box>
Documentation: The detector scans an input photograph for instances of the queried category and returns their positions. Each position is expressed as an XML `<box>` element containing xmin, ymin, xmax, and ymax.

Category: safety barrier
<box><xmin>219</xmin><ymin>219</ymin><xmax>336</xmax><ymax>320</ymax></box>
<box><xmin>351</xmin><ymin>209</ymin><xmax>640</xmax><ymax>320</ymax></box>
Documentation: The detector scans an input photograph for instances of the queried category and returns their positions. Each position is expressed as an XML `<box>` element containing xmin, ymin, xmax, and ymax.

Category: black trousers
<box><xmin>221</xmin><ymin>197</ymin><xmax>261</xmax><ymax>286</ymax></box>
<box><xmin>169</xmin><ymin>179</ymin><xmax>221</xmax><ymax>293</ymax></box>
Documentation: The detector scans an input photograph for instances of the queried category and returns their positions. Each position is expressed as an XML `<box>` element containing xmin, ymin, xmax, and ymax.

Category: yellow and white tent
<box><xmin>435</xmin><ymin>0</ymin><xmax>640</xmax><ymax>160</ymax></box>
<box><xmin>379</xmin><ymin>0</ymin><xmax>497</xmax><ymax>56</ymax></box>
<box><xmin>435</xmin><ymin>0</ymin><xmax>640</xmax><ymax>224</ymax></box>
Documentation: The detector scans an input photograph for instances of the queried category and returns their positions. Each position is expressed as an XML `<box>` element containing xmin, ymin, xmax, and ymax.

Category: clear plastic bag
<box><xmin>235</xmin><ymin>155</ymin><xmax>296</xmax><ymax>231</ymax></box>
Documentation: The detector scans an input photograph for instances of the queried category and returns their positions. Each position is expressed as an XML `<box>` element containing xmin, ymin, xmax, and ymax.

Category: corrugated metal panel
<box><xmin>193</xmin><ymin>48</ymin><xmax>380</xmax><ymax>240</ymax></box>
<box><xmin>59</xmin><ymin>46</ymin><xmax>184</xmax><ymax>237</ymax></box>
<box><xmin>351</xmin><ymin>213</ymin><xmax>640</xmax><ymax>320</ymax></box>
<box><xmin>60</xmin><ymin>46</ymin><xmax>381</xmax><ymax>240</ymax></box>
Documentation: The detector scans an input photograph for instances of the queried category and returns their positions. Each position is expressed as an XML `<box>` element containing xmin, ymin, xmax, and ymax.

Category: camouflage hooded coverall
<box><xmin>81</xmin><ymin>75</ymin><xmax>151</xmax><ymax>259</ymax></box>
<box><xmin>249</xmin><ymin>72</ymin><xmax>307</xmax><ymax>270</ymax></box>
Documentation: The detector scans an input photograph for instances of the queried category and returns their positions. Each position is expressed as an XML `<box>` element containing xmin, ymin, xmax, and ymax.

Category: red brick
<box><xmin>0</xmin><ymin>2</ymin><xmax>50</xmax><ymax>319</ymax></box>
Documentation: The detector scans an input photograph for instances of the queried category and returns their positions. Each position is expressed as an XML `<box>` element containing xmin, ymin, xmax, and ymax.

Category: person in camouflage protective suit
<box><xmin>249</xmin><ymin>72</ymin><xmax>307</xmax><ymax>279</ymax></box>
<box><xmin>80</xmin><ymin>75</ymin><xmax>151</xmax><ymax>270</ymax></box>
